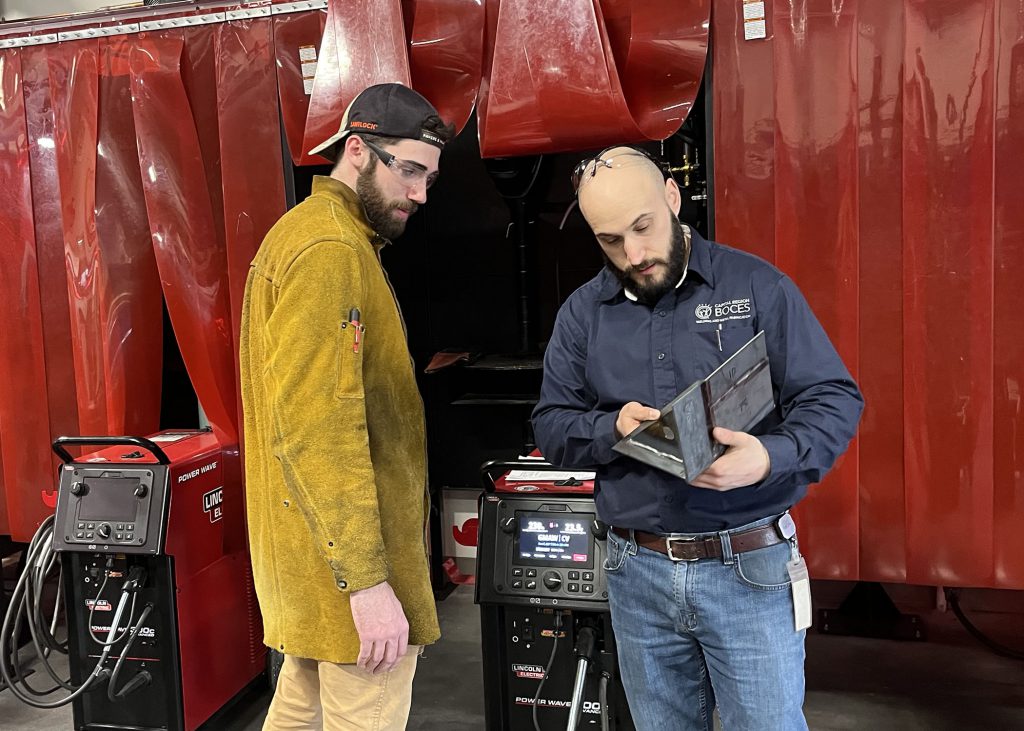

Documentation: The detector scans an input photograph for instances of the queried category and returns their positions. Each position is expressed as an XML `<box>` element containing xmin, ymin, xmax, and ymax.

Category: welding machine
<box><xmin>475</xmin><ymin>461</ymin><xmax>634</xmax><ymax>731</ymax></box>
<box><xmin>0</xmin><ymin>430</ymin><xmax>264</xmax><ymax>730</ymax></box>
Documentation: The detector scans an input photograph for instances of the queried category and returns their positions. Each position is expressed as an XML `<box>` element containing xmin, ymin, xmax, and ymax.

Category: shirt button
<box><xmin>658</xmin><ymin>310</ymin><xmax>667</xmax><ymax>317</ymax></box>
<box><xmin>336</xmin><ymin>579</ymin><xmax>347</xmax><ymax>590</ymax></box>
<box><xmin>658</xmin><ymin>353</ymin><xmax>666</xmax><ymax>360</ymax></box>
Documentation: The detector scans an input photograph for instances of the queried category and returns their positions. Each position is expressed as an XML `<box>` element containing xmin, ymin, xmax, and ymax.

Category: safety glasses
<box><xmin>363</xmin><ymin>139</ymin><xmax>440</xmax><ymax>190</ymax></box>
<box><xmin>570</xmin><ymin>146</ymin><xmax>666</xmax><ymax>195</ymax></box>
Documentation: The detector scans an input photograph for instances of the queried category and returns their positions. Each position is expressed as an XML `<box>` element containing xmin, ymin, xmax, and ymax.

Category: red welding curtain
<box><xmin>130</xmin><ymin>31</ymin><xmax>239</xmax><ymax>446</ymax></box>
<box><xmin>0</xmin><ymin>0</ymin><xmax>487</xmax><ymax>540</ymax></box>
<box><xmin>4</xmin><ymin>0</ymin><xmax>1019</xmax><ymax>593</ymax></box>
<box><xmin>0</xmin><ymin>19</ymin><xmax>288</xmax><ymax>540</ymax></box>
<box><xmin>276</xmin><ymin>0</ymin><xmax>483</xmax><ymax>166</ymax></box>
<box><xmin>713</xmin><ymin>0</ymin><xmax>1024</xmax><ymax>589</ymax></box>
<box><xmin>0</xmin><ymin>50</ymin><xmax>51</xmax><ymax>538</ymax></box>
<box><xmin>477</xmin><ymin>0</ymin><xmax>710</xmax><ymax>156</ymax></box>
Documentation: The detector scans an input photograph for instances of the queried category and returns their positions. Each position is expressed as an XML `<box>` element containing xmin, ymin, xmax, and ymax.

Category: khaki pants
<box><xmin>263</xmin><ymin>650</ymin><xmax>419</xmax><ymax>731</ymax></box>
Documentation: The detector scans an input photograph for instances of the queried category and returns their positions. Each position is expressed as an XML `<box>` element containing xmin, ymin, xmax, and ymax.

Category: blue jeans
<box><xmin>604</xmin><ymin>515</ymin><xmax>808</xmax><ymax>731</ymax></box>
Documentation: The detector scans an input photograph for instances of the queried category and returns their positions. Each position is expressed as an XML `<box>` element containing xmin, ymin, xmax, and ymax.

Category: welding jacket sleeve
<box><xmin>265</xmin><ymin>241</ymin><xmax>388</xmax><ymax>593</ymax></box>
<box><xmin>532</xmin><ymin>304</ymin><xmax>622</xmax><ymax>468</ymax></box>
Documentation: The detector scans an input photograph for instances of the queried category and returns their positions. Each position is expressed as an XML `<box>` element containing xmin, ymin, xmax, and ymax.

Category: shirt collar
<box><xmin>597</xmin><ymin>224</ymin><xmax>714</xmax><ymax>302</ymax></box>
<box><xmin>686</xmin><ymin>226</ymin><xmax>714</xmax><ymax>287</ymax></box>
<box><xmin>310</xmin><ymin>175</ymin><xmax>387</xmax><ymax>246</ymax></box>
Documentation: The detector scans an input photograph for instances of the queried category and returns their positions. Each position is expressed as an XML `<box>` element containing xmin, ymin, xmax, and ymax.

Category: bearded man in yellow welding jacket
<box><xmin>239</xmin><ymin>83</ymin><xmax>455</xmax><ymax>730</ymax></box>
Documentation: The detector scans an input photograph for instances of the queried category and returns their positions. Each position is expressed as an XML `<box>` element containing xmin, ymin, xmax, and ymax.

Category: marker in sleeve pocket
<box><xmin>343</xmin><ymin>308</ymin><xmax>365</xmax><ymax>355</ymax></box>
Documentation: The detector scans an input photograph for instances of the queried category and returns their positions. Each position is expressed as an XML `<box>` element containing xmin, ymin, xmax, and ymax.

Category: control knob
<box><xmin>97</xmin><ymin>523</ymin><xmax>112</xmax><ymax>541</ymax></box>
<box><xmin>69</xmin><ymin>482</ymin><xmax>87</xmax><ymax>496</ymax></box>
<box><xmin>542</xmin><ymin>570</ymin><xmax>562</xmax><ymax>592</ymax></box>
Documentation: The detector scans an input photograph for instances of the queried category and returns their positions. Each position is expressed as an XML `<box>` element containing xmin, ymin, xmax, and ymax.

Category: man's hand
<box><xmin>689</xmin><ymin>427</ymin><xmax>771</xmax><ymax>490</ymax></box>
<box><xmin>615</xmin><ymin>402</ymin><xmax>661</xmax><ymax>439</ymax></box>
<box><xmin>349</xmin><ymin>581</ymin><xmax>409</xmax><ymax>674</ymax></box>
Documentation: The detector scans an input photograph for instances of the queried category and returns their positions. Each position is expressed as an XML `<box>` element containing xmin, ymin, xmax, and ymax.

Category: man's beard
<box><xmin>606</xmin><ymin>213</ymin><xmax>690</xmax><ymax>306</ymax></box>
<box><xmin>356</xmin><ymin>164</ymin><xmax>418</xmax><ymax>240</ymax></box>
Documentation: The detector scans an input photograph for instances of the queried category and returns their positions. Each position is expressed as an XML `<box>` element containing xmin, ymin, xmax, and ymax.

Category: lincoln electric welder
<box><xmin>475</xmin><ymin>461</ymin><xmax>635</xmax><ymax>731</ymax></box>
<box><xmin>0</xmin><ymin>431</ymin><xmax>264</xmax><ymax>730</ymax></box>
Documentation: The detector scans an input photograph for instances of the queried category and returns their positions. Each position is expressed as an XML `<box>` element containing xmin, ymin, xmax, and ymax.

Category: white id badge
<box><xmin>787</xmin><ymin>554</ymin><xmax>812</xmax><ymax>632</ymax></box>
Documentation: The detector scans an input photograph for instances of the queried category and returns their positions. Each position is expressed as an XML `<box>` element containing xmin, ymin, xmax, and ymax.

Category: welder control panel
<box><xmin>52</xmin><ymin>465</ymin><xmax>167</xmax><ymax>555</ymax></box>
<box><xmin>477</xmin><ymin>495</ymin><xmax>610</xmax><ymax>610</ymax></box>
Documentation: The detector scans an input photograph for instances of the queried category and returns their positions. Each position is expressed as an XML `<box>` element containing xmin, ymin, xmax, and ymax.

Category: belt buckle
<box><xmin>665</xmin><ymin>535</ymin><xmax>700</xmax><ymax>562</ymax></box>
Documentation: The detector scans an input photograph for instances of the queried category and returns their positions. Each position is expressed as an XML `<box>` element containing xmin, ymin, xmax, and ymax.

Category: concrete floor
<box><xmin>3</xmin><ymin>585</ymin><xmax>1023</xmax><ymax>730</ymax></box>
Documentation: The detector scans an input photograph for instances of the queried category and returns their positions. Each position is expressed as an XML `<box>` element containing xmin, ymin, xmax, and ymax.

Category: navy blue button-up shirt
<box><xmin>532</xmin><ymin>228</ymin><xmax>864</xmax><ymax>533</ymax></box>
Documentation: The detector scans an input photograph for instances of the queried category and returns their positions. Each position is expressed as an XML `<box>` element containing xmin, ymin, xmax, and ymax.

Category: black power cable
<box><xmin>1</xmin><ymin>517</ymin><xmax>117</xmax><ymax>708</ymax></box>
<box><xmin>108</xmin><ymin>603</ymin><xmax>154</xmax><ymax>701</ymax></box>
<box><xmin>945</xmin><ymin>588</ymin><xmax>1024</xmax><ymax>661</ymax></box>
<box><xmin>3</xmin><ymin>516</ymin><xmax>70</xmax><ymax>696</ymax></box>
<box><xmin>568</xmin><ymin>625</ymin><xmax>598</xmax><ymax>730</ymax></box>
<box><xmin>1</xmin><ymin>516</ymin><xmax>149</xmax><ymax>708</ymax></box>
<box><xmin>598</xmin><ymin>671</ymin><xmax>610</xmax><ymax>731</ymax></box>
<box><xmin>533</xmin><ymin>611</ymin><xmax>564</xmax><ymax>731</ymax></box>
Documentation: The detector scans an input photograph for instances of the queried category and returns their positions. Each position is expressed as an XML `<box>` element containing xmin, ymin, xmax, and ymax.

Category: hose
<box><xmin>108</xmin><ymin>603</ymin><xmax>154</xmax><ymax>701</ymax></box>
<box><xmin>945</xmin><ymin>588</ymin><xmax>1024</xmax><ymax>661</ymax></box>
<box><xmin>1</xmin><ymin>516</ymin><xmax>139</xmax><ymax>708</ymax></box>
<box><xmin>533</xmin><ymin>611</ymin><xmax>564</xmax><ymax>731</ymax></box>
<box><xmin>2</xmin><ymin>516</ymin><xmax>72</xmax><ymax>697</ymax></box>
<box><xmin>599</xmin><ymin>671</ymin><xmax>610</xmax><ymax>731</ymax></box>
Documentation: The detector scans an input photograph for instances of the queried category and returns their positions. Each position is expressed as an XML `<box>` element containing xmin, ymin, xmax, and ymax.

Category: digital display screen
<box><xmin>515</xmin><ymin>512</ymin><xmax>594</xmax><ymax>567</ymax></box>
<box><xmin>77</xmin><ymin>477</ymin><xmax>141</xmax><ymax>522</ymax></box>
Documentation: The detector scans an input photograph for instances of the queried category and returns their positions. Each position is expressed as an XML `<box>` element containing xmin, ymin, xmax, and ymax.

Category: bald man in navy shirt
<box><xmin>533</xmin><ymin>147</ymin><xmax>863</xmax><ymax>731</ymax></box>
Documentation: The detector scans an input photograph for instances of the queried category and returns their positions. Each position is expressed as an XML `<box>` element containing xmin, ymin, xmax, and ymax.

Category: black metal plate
<box><xmin>612</xmin><ymin>331</ymin><xmax>775</xmax><ymax>480</ymax></box>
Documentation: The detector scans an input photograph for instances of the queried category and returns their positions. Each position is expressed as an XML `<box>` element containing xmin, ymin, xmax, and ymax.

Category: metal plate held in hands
<box><xmin>612</xmin><ymin>331</ymin><xmax>775</xmax><ymax>480</ymax></box>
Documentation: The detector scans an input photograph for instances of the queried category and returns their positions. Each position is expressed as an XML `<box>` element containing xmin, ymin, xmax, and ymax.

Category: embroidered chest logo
<box><xmin>695</xmin><ymin>298</ymin><xmax>752</xmax><ymax>324</ymax></box>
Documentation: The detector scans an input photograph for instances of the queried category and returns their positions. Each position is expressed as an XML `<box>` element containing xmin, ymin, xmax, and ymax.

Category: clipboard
<box><xmin>612</xmin><ymin>331</ymin><xmax>776</xmax><ymax>480</ymax></box>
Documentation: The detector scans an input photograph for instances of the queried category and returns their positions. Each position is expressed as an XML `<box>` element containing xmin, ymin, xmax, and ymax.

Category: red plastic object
<box><xmin>902</xmin><ymin>0</ymin><xmax>996</xmax><ymax>587</ymax></box>
<box><xmin>771</xmin><ymin>0</ymin><xmax>860</xmax><ymax>580</ymax></box>
<box><xmin>97</xmin><ymin>36</ymin><xmax>164</xmax><ymax>437</ymax></box>
<box><xmin>598</xmin><ymin>0</ymin><xmax>710</xmax><ymax>139</ymax></box>
<box><xmin>215</xmin><ymin>17</ymin><xmax>288</xmax><ymax>439</ymax></box>
<box><xmin>48</xmin><ymin>40</ymin><xmax>110</xmax><ymax>437</ymax></box>
<box><xmin>274</xmin><ymin>0</ymin><xmax>483</xmax><ymax>165</ymax></box>
<box><xmin>0</xmin><ymin>459</ymin><xmax>7</xmax><ymax>536</ymax></box>
<box><xmin>493</xmin><ymin>476</ymin><xmax>595</xmax><ymax>495</ymax></box>
<box><xmin>477</xmin><ymin>0</ymin><xmax>710</xmax><ymax>157</ymax></box>
<box><xmin>181</xmin><ymin>25</ymin><xmax>228</xmax><ymax>268</ymax></box>
<box><xmin>993</xmin><ymin>0</ymin><xmax>1024</xmax><ymax>588</ymax></box>
<box><xmin>273</xmin><ymin>9</ymin><xmax>328</xmax><ymax>166</ymax></box>
<box><xmin>22</xmin><ymin>45</ymin><xmax>82</xmax><ymax>457</ymax></box>
<box><xmin>453</xmin><ymin>516</ymin><xmax>479</xmax><ymax>547</ymax></box>
<box><xmin>712</xmin><ymin>0</ymin><xmax>1024</xmax><ymax>589</ymax></box>
<box><xmin>403</xmin><ymin>0</ymin><xmax>484</xmax><ymax>134</ymax></box>
<box><xmin>0</xmin><ymin>50</ymin><xmax>54</xmax><ymax>541</ymax></box>
<box><xmin>443</xmin><ymin>556</ymin><xmax>476</xmax><ymax>585</ymax></box>
<box><xmin>41</xmin><ymin>490</ymin><xmax>58</xmax><ymax>510</ymax></box>
<box><xmin>301</xmin><ymin>0</ymin><xmax>412</xmax><ymax>162</ymax></box>
<box><xmin>709</xmin><ymin>0</ymin><xmax>776</xmax><ymax>262</ymax></box>
<box><xmin>855</xmin><ymin>0</ymin><xmax>908</xmax><ymax>584</ymax></box>
<box><xmin>130</xmin><ymin>33</ymin><xmax>238</xmax><ymax>444</ymax></box>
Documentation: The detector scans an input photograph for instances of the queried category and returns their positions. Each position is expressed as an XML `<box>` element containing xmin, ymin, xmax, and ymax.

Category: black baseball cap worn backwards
<box><xmin>308</xmin><ymin>83</ymin><xmax>446</xmax><ymax>157</ymax></box>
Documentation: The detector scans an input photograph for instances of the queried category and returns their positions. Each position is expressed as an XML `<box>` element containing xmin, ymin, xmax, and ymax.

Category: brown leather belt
<box><xmin>611</xmin><ymin>521</ymin><xmax>787</xmax><ymax>562</ymax></box>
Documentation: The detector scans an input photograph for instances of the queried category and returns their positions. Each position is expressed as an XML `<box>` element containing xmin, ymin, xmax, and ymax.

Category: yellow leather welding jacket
<box><xmin>240</xmin><ymin>175</ymin><xmax>439</xmax><ymax>663</ymax></box>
